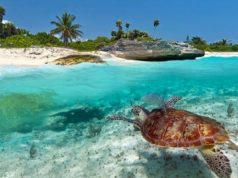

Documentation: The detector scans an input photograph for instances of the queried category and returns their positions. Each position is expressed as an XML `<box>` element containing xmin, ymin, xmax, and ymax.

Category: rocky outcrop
<box><xmin>49</xmin><ymin>54</ymin><xmax>104</xmax><ymax>65</ymax></box>
<box><xmin>101</xmin><ymin>40</ymin><xmax>205</xmax><ymax>61</ymax></box>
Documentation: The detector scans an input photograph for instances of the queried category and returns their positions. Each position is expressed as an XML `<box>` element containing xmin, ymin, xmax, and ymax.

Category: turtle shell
<box><xmin>141</xmin><ymin>108</ymin><xmax>229</xmax><ymax>147</ymax></box>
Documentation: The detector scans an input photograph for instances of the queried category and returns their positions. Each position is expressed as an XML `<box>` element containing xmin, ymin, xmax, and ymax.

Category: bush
<box><xmin>32</xmin><ymin>32</ymin><xmax>63</xmax><ymax>46</ymax></box>
<box><xmin>69</xmin><ymin>37</ymin><xmax>115</xmax><ymax>51</ymax></box>
<box><xmin>0</xmin><ymin>35</ymin><xmax>38</xmax><ymax>48</ymax></box>
<box><xmin>1</xmin><ymin>23</ymin><xmax>18</xmax><ymax>38</ymax></box>
<box><xmin>0</xmin><ymin>33</ymin><xmax>63</xmax><ymax>48</ymax></box>
<box><xmin>69</xmin><ymin>41</ymin><xmax>99</xmax><ymax>51</ymax></box>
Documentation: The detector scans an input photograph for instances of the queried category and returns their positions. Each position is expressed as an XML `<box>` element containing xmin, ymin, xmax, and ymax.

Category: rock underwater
<box><xmin>49</xmin><ymin>54</ymin><xmax>104</xmax><ymax>65</ymax></box>
<box><xmin>101</xmin><ymin>39</ymin><xmax>205</xmax><ymax>61</ymax></box>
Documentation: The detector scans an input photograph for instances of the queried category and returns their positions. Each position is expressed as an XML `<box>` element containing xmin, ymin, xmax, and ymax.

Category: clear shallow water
<box><xmin>0</xmin><ymin>57</ymin><xmax>238</xmax><ymax>132</ymax></box>
<box><xmin>1</xmin><ymin>57</ymin><xmax>238</xmax><ymax>130</ymax></box>
<box><xmin>0</xmin><ymin>57</ymin><xmax>238</xmax><ymax>178</ymax></box>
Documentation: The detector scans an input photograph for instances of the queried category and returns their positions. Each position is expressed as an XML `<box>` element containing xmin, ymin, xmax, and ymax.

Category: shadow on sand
<box><xmin>119</xmin><ymin>148</ymin><xmax>215</xmax><ymax>178</ymax></box>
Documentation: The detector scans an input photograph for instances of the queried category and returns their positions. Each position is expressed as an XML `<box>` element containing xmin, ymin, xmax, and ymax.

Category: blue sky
<box><xmin>1</xmin><ymin>0</ymin><xmax>238</xmax><ymax>42</ymax></box>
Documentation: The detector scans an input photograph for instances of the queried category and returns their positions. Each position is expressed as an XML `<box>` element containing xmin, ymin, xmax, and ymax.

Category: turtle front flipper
<box><xmin>200</xmin><ymin>145</ymin><xmax>232</xmax><ymax>178</ymax></box>
<box><xmin>107</xmin><ymin>115</ymin><xmax>142</xmax><ymax>130</ymax></box>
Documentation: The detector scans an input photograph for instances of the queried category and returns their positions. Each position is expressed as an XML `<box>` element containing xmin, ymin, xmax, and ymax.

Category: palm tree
<box><xmin>51</xmin><ymin>13</ymin><xmax>83</xmax><ymax>46</ymax></box>
<box><xmin>2</xmin><ymin>23</ymin><xmax>17</xmax><ymax>37</ymax></box>
<box><xmin>0</xmin><ymin>6</ymin><xmax>5</xmax><ymax>23</ymax></box>
<box><xmin>191</xmin><ymin>36</ymin><xmax>206</xmax><ymax>45</ymax></box>
<box><xmin>221</xmin><ymin>39</ymin><xmax>228</xmax><ymax>45</ymax></box>
<box><xmin>111</xmin><ymin>30</ymin><xmax>117</xmax><ymax>37</ymax></box>
<box><xmin>153</xmin><ymin>19</ymin><xmax>160</xmax><ymax>38</ymax></box>
<box><xmin>125</xmin><ymin>22</ymin><xmax>130</xmax><ymax>32</ymax></box>
<box><xmin>0</xmin><ymin>6</ymin><xmax>6</xmax><ymax>37</ymax></box>
<box><xmin>116</xmin><ymin>19</ymin><xmax>123</xmax><ymax>31</ymax></box>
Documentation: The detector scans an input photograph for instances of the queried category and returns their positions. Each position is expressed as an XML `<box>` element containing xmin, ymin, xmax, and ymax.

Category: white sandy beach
<box><xmin>0</xmin><ymin>47</ymin><xmax>110</xmax><ymax>66</ymax></box>
<box><xmin>205</xmin><ymin>51</ymin><xmax>238</xmax><ymax>57</ymax></box>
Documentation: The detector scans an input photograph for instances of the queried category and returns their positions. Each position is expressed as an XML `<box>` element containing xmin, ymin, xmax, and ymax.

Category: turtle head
<box><xmin>131</xmin><ymin>106</ymin><xmax>149</xmax><ymax>121</ymax></box>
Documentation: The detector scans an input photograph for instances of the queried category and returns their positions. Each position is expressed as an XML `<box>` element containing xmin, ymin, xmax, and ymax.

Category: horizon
<box><xmin>1</xmin><ymin>0</ymin><xmax>238</xmax><ymax>42</ymax></box>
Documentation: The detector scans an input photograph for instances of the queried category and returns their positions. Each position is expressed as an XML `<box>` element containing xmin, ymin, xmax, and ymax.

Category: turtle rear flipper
<box><xmin>200</xmin><ymin>145</ymin><xmax>232</xmax><ymax>178</ymax></box>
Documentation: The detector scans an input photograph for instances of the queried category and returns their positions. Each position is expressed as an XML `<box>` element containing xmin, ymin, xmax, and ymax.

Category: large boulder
<box><xmin>101</xmin><ymin>40</ymin><xmax>205</xmax><ymax>61</ymax></box>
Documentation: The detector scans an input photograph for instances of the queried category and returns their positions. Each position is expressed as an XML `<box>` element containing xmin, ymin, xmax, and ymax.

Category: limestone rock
<box><xmin>101</xmin><ymin>40</ymin><xmax>204</xmax><ymax>61</ymax></box>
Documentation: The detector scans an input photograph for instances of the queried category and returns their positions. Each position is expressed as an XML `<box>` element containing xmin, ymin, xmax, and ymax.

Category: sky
<box><xmin>0</xmin><ymin>0</ymin><xmax>238</xmax><ymax>42</ymax></box>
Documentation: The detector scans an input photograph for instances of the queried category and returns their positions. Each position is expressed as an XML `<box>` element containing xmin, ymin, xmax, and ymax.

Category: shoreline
<box><xmin>0</xmin><ymin>47</ymin><xmax>110</xmax><ymax>67</ymax></box>
<box><xmin>205</xmin><ymin>51</ymin><xmax>238</xmax><ymax>57</ymax></box>
<box><xmin>0</xmin><ymin>47</ymin><xmax>238</xmax><ymax>67</ymax></box>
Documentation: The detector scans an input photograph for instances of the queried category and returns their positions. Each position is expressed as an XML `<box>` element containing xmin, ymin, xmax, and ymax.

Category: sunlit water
<box><xmin>0</xmin><ymin>57</ymin><xmax>238</xmax><ymax>178</ymax></box>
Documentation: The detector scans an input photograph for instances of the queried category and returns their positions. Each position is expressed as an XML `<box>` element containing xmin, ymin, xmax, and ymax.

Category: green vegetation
<box><xmin>0</xmin><ymin>6</ymin><xmax>63</xmax><ymax>48</ymax></box>
<box><xmin>0</xmin><ymin>35</ymin><xmax>37</xmax><ymax>48</ymax></box>
<box><xmin>0</xmin><ymin>33</ymin><xmax>63</xmax><ymax>48</ymax></box>
<box><xmin>69</xmin><ymin>36</ymin><xmax>115</xmax><ymax>51</ymax></box>
<box><xmin>111</xmin><ymin>19</ymin><xmax>154</xmax><ymax>41</ymax></box>
<box><xmin>125</xmin><ymin>22</ymin><xmax>130</xmax><ymax>32</ymax></box>
<box><xmin>32</xmin><ymin>32</ymin><xmax>63</xmax><ymax>46</ymax></box>
<box><xmin>0</xmin><ymin>6</ymin><xmax>5</xmax><ymax>37</ymax></box>
<box><xmin>51</xmin><ymin>12</ymin><xmax>83</xmax><ymax>46</ymax></box>
<box><xmin>0</xmin><ymin>6</ymin><xmax>5</xmax><ymax>22</ymax></box>
<box><xmin>189</xmin><ymin>36</ymin><xmax>238</xmax><ymax>52</ymax></box>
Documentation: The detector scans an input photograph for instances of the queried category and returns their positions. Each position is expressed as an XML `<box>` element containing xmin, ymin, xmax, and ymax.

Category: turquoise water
<box><xmin>0</xmin><ymin>57</ymin><xmax>238</xmax><ymax>178</ymax></box>
<box><xmin>0</xmin><ymin>57</ymin><xmax>238</xmax><ymax>132</ymax></box>
<box><xmin>1</xmin><ymin>57</ymin><xmax>238</xmax><ymax>130</ymax></box>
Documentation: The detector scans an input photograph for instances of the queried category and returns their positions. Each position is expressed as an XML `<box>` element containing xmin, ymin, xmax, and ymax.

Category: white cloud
<box><xmin>2</xmin><ymin>20</ymin><xmax>13</xmax><ymax>24</ymax></box>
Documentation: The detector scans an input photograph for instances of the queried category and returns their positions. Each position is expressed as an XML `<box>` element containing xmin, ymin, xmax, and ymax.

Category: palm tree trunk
<box><xmin>154</xmin><ymin>27</ymin><xmax>156</xmax><ymax>39</ymax></box>
<box><xmin>64</xmin><ymin>38</ymin><xmax>68</xmax><ymax>47</ymax></box>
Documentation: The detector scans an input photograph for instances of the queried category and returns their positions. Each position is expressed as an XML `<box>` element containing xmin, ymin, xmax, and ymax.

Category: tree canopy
<box><xmin>51</xmin><ymin>13</ymin><xmax>83</xmax><ymax>46</ymax></box>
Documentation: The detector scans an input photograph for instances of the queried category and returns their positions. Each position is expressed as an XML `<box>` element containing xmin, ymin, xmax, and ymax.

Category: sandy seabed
<box><xmin>0</xmin><ymin>99</ymin><xmax>238</xmax><ymax>178</ymax></box>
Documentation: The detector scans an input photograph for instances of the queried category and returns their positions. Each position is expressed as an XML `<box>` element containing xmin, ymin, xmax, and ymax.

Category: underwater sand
<box><xmin>0</xmin><ymin>57</ymin><xmax>238</xmax><ymax>178</ymax></box>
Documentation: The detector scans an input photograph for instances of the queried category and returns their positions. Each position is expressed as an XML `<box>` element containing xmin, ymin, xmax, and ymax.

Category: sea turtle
<box><xmin>107</xmin><ymin>96</ymin><xmax>238</xmax><ymax>178</ymax></box>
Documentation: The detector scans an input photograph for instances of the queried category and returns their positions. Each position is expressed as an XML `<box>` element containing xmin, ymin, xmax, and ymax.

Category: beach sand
<box><xmin>205</xmin><ymin>51</ymin><xmax>238</xmax><ymax>57</ymax></box>
<box><xmin>0</xmin><ymin>47</ymin><xmax>109</xmax><ymax>66</ymax></box>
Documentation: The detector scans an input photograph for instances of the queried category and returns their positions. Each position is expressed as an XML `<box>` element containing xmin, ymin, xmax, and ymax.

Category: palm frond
<box><xmin>50</xmin><ymin>12</ymin><xmax>83</xmax><ymax>46</ymax></box>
